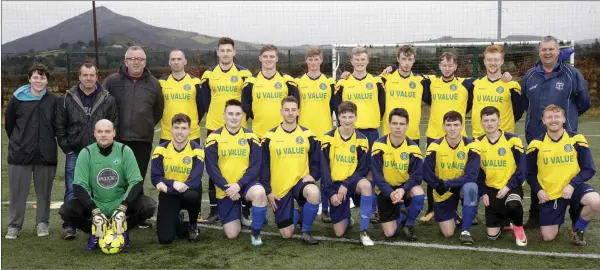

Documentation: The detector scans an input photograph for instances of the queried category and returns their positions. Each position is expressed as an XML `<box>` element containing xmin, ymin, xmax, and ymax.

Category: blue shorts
<box><xmin>274</xmin><ymin>181</ymin><xmax>316</xmax><ymax>229</ymax></box>
<box><xmin>356</xmin><ymin>128</ymin><xmax>379</xmax><ymax>148</ymax></box>
<box><xmin>217</xmin><ymin>181</ymin><xmax>261</xmax><ymax>225</ymax></box>
<box><xmin>433</xmin><ymin>189</ymin><xmax>461</xmax><ymax>223</ymax></box>
<box><xmin>539</xmin><ymin>183</ymin><xmax>596</xmax><ymax>226</ymax></box>
<box><xmin>328</xmin><ymin>181</ymin><xmax>360</xmax><ymax>224</ymax></box>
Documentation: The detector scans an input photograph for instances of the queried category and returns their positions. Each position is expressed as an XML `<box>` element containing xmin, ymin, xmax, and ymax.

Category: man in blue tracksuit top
<box><xmin>521</xmin><ymin>35</ymin><xmax>591</xmax><ymax>228</ymax></box>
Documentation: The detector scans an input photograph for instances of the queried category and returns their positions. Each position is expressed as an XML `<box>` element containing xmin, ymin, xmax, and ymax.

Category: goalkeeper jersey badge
<box><xmin>97</xmin><ymin>168</ymin><xmax>119</xmax><ymax>189</ymax></box>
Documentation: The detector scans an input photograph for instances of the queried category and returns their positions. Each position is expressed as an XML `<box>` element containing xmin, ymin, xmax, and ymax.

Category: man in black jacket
<box><xmin>102</xmin><ymin>46</ymin><xmax>163</xmax><ymax>228</ymax></box>
<box><xmin>4</xmin><ymin>63</ymin><xmax>58</xmax><ymax>240</ymax></box>
<box><xmin>54</xmin><ymin>62</ymin><xmax>119</xmax><ymax>239</ymax></box>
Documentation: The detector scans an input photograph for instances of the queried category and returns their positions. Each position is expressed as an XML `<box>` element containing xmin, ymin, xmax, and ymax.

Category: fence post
<box><xmin>67</xmin><ymin>52</ymin><xmax>71</xmax><ymax>89</ymax></box>
<box><xmin>472</xmin><ymin>49</ymin><xmax>480</xmax><ymax>78</ymax></box>
<box><xmin>288</xmin><ymin>49</ymin><xmax>292</xmax><ymax>74</ymax></box>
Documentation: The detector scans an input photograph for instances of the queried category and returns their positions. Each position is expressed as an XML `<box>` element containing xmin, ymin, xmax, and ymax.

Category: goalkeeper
<box><xmin>59</xmin><ymin>119</ymin><xmax>156</xmax><ymax>251</ymax></box>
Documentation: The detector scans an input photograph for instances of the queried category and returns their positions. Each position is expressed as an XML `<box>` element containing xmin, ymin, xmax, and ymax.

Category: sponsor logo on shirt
<box><xmin>97</xmin><ymin>168</ymin><xmax>119</xmax><ymax>189</ymax></box>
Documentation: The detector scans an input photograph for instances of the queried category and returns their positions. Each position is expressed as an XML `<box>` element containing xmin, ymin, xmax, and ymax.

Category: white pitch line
<box><xmin>196</xmin><ymin>223</ymin><xmax>600</xmax><ymax>259</ymax></box>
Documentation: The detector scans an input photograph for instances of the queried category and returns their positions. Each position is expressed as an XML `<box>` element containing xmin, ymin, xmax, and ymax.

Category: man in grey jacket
<box><xmin>102</xmin><ymin>46</ymin><xmax>163</xmax><ymax>228</ymax></box>
<box><xmin>54</xmin><ymin>62</ymin><xmax>119</xmax><ymax>239</ymax></box>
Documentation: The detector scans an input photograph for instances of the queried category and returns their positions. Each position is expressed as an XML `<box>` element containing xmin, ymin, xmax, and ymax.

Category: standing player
<box><xmin>526</xmin><ymin>105</ymin><xmax>599</xmax><ymax>246</ymax></box>
<box><xmin>333</xmin><ymin>47</ymin><xmax>385</xmax><ymax>223</ymax></box>
<box><xmin>424</xmin><ymin>111</ymin><xmax>480</xmax><ymax>245</ymax></box>
<box><xmin>204</xmin><ymin>99</ymin><xmax>268</xmax><ymax>246</ymax></box>
<box><xmin>260</xmin><ymin>96</ymin><xmax>321</xmax><ymax>244</ymax></box>
<box><xmin>200</xmin><ymin>37</ymin><xmax>253</xmax><ymax>225</ymax></box>
<box><xmin>372</xmin><ymin>108</ymin><xmax>425</xmax><ymax>241</ymax></box>
<box><xmin>321</xmin><ymin>101</ymin><xmax>374</xmax><ymax>245</ymax></box>
<box><xmin>296</xmin><ymin>46</ymin><xmax>336</xmax><ymax>222</ymax></box>
<box><xmin>242</xmin><ymin>44</ymin><xmax>300</xmax><ymax>140</ymax></box>
<box><xmin>476</xmin><ymin>106</ymin><xmax>527</xmax><ymax>246</ymax></box>
<box><xmin>158</xmin><ymin>49</ymin><xmax>202</xmax><ymax>144</ymax></box>
<box><xmin>151</xmin><ymin>114</ymin><xmax>204</xmax><ymax>244</ymax></box>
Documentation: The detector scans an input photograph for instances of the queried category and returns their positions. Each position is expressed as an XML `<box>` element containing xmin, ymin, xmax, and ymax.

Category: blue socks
<box><xmin>302</xmin><ymin>202</ymin><xmax>319</xmax><ymax>233</ymax></box>
<box><xmin>360</xmin><ymin>195</ymin><xmax>373</xmax><ymax>232</ymax></box>
<box><xmin>461</xmin><ymin>183</ymin><xmax>479</xmax><ymax>232</ymax></box>
<box><xmin>293</xmin><ymin>209</ymin><xmax>301</xmax><ymax>229</ymax></box>
<box><xmin>371</xmin><ymin>181</ymin><xmax>377</xmax><ymax>212</ymax></box>
<box><xmin>251</xmin><ymin>206</ymin><xmax>267</xmax><ymax>237</ymax></box>
<box><xmin>406</xmin><ymin>194</ymin><xmax>424</xmax><ymax>227</ymax></box>
<box><xmin>574</xmin><ymin>217</ymin><xmax>590</xmax><ymax>231</ymax></box>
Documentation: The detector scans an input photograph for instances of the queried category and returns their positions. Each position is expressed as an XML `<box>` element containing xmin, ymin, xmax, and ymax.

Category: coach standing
<box><xmin>103</xmin><ymin>46</ymin><xmax>163</xmax><ymax>228</ymax></box>
<box><xmin>521</xmin><ymin>35</ymin><xmax>591</xmax><ymax>228</ymax></box>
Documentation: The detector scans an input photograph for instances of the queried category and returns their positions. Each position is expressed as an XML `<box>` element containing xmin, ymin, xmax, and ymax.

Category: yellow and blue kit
<box><xmin>158</xmin><ymin>74</ymin><xmax>202</xmax><ymax>141</ymax></box>
<box><xmin>332</xmin><ymin>74</ymin><xmax>385</xmax><ymax>131</ymax></box>
<box><xmin>200</xmin><ymin>64</ymin><xmax>252</xmax><ymax>131</ymax></box>
<box><xmin>296</xmin><ymin>73</ymin><xmax>336</xmax><ymax>140</ymax></box>
<box><xmin>371</xmin><ymin>135</ymin><xmax>423</xmax><ymax>197</ymax></box>
<box><xmin>150</xmin><ymin>140</ymin><xmax>205</xmax><ymax>194</ymax></box>
<box><xmin>476</xmin><ymin>131</ymin><xmax>526</xmax><ymax>194</ymax></box>
<box><xmin>471</xmin><ymin>77</ymin><xmax>524</xmax><ymax>138</ymax></box>
<box><xmin>423</xmin><ymin>76</ymin><xmax>474</xmax><ymax>140</ymax></box>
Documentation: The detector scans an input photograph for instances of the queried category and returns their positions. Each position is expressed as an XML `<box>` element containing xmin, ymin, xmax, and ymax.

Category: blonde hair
<box><xmin>306</xmin><ymin>46</ymin><xmax>323</xmax><ymax>58</ymax></box>
<box><xmin>483</xmin><ymin>45</ymin><xmax>504</xmax><ymax>58</ymax></box>
<box><xmin>543</xmin><ymin>104</ymin><xmax>565</xmax><ymax>117</ymax></box>
<box><xmin>351</xmin><ymin>47</ymin><xmax>368</xmax><ymax>58</ymax></box>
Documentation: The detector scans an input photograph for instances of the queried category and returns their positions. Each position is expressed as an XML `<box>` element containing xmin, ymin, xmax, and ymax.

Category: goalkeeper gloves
<box><xmin>435</xmin><ymin>181</ymin><xmax>448</xmax><ymax>195</ymax></box>
<box><xmin>111</xmin><ymin>204</ymin><xmax>128</xmax><ymax>234</ymax></box>
<box><xmin>91</xmin><ymin>208</ymin><xmax>109</xmax><ymax>238</ymax></box>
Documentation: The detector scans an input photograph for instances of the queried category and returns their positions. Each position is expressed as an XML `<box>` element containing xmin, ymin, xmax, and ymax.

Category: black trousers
<box><xmin>156</xmin><ymin>188</ymin><xmax>202</xmax><ymax>244</ymax></box>
<box><xmin>529</xmin><ymin>189</ymin><xmax>539</xmax><ymax>219</ymax></box>
<box><xmin>59</xmin><ymin>195</ymin><xmax>156</xmax><ymax>233</ymax></box>
<box><xmin>121</xmin><ymin>141</ymin><xmax>153</xmax><ymax>180</ymax></box>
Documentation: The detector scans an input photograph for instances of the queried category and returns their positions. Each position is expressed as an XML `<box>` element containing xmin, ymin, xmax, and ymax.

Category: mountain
<box><xmin>1</xmin><ymin>6</ymin><xmax>265</xmax><ymax>53</ymax></box>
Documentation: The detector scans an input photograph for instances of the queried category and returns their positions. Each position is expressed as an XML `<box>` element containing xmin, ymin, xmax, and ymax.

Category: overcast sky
<box><xmin>2</xmin><ymin>1</ymin><xmax>599</xmax><ymax>46</ymax></box>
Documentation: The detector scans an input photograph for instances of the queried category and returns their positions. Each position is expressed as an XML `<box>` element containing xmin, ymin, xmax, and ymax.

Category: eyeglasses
<box><xmin>126</xmin><ymin>57</ymin><xmax>146</xmax><ymax>62</ymax></box>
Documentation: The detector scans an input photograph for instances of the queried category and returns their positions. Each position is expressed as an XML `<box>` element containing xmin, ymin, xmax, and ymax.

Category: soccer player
<box><xmin>296</xmin><ymin>46</ymin><xmax>336</xmax><ymax>222</ymax></box>
<box><xmin>424</xmin><ymin>111</ymin><xmax>480</xmax><ymax>245</ymax></box>
<box><xmin>476</xmin><ymin>106</ymin><xmax>527</xmax><ymax>246</ymax></box>
<box><xmin>59</xmin><ymin>119</ymin><xmax>156</xmax><ymax>250</ymax></box>
<box><xmin>321</xmin><ymin>101</ymin><xmax>374</xmax><ymax>245</ymax></box>
<box><xmin>333</xmin><ymin>46</ymin><xmax>385</xmax><ymax>223</ymax></box>
<box><xmin>471</xmin><ymin>45</ymin><xmax>524</xmax><ymax>139</ymax></box>
<box><xmin>260</xmin><ymin>96</ymin><xmax>321</xmax><ymax>244</ymax></box>
<box><xmin>372</xmin><ymin>108</ymin><xmax>425</xmax><ymax>241</ymax></box>
<box><xmin>526</xmin><ymin>104</ymin><xmax>599</xmax><ymax>246</ymax></box>
<box><xmin>242</xmin><ymin>44</ymin><xmax>300</xmax><ymax>140</ymax></box>
<box><xmin>205</xmin><ymin>99</ymin><xmax>268</xmax><ymax>246</ymax></box>
<box><xmin>158</xmin><ymin>49</ymin><xmax>202</xmax><ymax>144</ymax></box>
<box><xmin>151</xmin><ymin>113</ymin><xmax>204</xmax><ymax>244</ymax></box>
<box><xmin>200</xmin><ymin>37</ymin><xmax>253</xmax><ymax>225</ymax></box>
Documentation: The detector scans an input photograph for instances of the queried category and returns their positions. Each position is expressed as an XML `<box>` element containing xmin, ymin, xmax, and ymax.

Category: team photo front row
<box><xmin>58</xmin><ymin>98</ymin><xmax>599</xmax><ymax>250</ymax></box>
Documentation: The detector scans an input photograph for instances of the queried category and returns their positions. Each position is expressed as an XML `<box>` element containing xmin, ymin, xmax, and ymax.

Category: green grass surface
<box><xmin>2</xmin><ymin>117</ymin><xmax>600</xmax><ymax>268</ymax></box>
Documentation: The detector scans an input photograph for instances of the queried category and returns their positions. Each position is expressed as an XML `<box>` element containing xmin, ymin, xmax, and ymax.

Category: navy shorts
<box><xmin>356</xmin><ymin>128</ymin><xmax>379</xmax><ymax>148</ymax></box>
<box><xmin>217</xmin><ymin>181</ymin><xmax>261</xmax><ymax>225</ymax></box>
<box><xmin>433</xmin><ymin>189</ymin><xmax>461</xmax><ymax>222</ymax></box>
<box><xmin>539</xmin><ymin>183</ymin><xmax>596</xmax><ymax>226</ymax></box>
<box><xmin>274</xmin><ymin>181</ymin><xmax>316</xmax><ymax>229</ymax></box>
<box><xmin>329</xmin><ymin>181</ymin><xmax>361</xmax><ymax>224</ymax></box>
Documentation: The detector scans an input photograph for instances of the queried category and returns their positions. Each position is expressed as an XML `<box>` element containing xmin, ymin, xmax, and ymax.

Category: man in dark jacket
<box><xmin>54</xmin><ymin>62</ymin><xmax>119</xmax><ymax>239</ymax></box>
<box><xmin>4</xmin><ymin>63</ymin><xmax>58</xmax><ymax>240</ymax></box>
<box><xmin>521</xmin><ymin>36</ymin><xmax>591</xmax><ymax>228</ymax></box>
<box><xmin>102</xmin><ymin>46</ymin><xmax>163</xmax><ymax>228</ymax></box>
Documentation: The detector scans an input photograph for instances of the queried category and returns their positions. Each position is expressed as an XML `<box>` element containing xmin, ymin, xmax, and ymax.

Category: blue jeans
<box><xmin>64</xmin><ymin>152</ymin><xmax>78</xmax><ymax>202</ymax></box>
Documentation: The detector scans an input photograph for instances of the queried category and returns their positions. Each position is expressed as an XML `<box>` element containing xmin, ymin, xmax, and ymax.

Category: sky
<box><xmin>2</xmin><ymin>1</ymin><xmax>599</xmax><ymax>46</ymax></box>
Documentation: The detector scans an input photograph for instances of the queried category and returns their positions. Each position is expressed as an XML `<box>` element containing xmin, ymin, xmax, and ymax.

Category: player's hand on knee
<box><xmin>267</xmin><ymin>193</ymin><xmax>279</xmax><ymax>211</ymax></box>
<box><xmin>481</xmin><ymin>194</ymin><xmax>490</xmax><ymax>207</ymax></box>
<box><xmin>380</xmin><ymin>66</ymin><xmax>393</xmax><ymax>75</ymax></box>
<box><xmin>561</xmin><ymin>184</ymin><xmax>574</xmax><ymax>200</ymax></box>
<box><xmin>92</xmin><ymin>208</ymin><xmax>109</xmax><ymax>238</ymax></box>
<box><xmin>496</xmin><ymin>186</ymin><xmax>510</xmax><ymax>199</ymax></box>
<box><xmin>340</xmin><ymin>71</ymin><xmax>350</xmax><ymax>79</ymax></box>
<box><xmin>330</xmin><ymin>195</ymin><xmax>341</xmax><ymax>207</ymax></box>
<box><xmin>337</xmin><ymin>185</ymin><xmax>348</xmax><ymax>202</ymax></box>
<box><xmin>537</xmin><ymin>190</ymin><xmax>550</xmax><ymax>204</ymax></box>
<box><xmin>173</xmin><ymin>181</ymin><xmax>186</xmax><ymax>193</ymax></box>
<box><xmin>156</xmin><ymin>182</ymin><xmax>168</xmax><ymax>193</ymax></box>
<box><xmin>500</xmin><ymin>72</ymin><xmax>512</xmax><ymax>82</ymax></box>
<box><xmin>111</xmin><ymin>204</ymin><xmax>127</xmax><ymax>235</ymax></box>
<box><xmin>225</xmin><ymin>184</ymin><xmax>241</xmax><ymax>198</ymax></box>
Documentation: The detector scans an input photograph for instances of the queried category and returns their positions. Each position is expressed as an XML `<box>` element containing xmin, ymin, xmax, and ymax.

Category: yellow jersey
<box><xmin>158</xmin><ymin>74</ymin><xmax>201</xmax><ymax>141</ymax></box>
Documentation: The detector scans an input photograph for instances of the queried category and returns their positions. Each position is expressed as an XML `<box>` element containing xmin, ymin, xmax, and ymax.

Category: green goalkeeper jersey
<box><xmin>73</xmin><ymin>142</ymin><xmax>143</xmax><ymax>215</ymax></box>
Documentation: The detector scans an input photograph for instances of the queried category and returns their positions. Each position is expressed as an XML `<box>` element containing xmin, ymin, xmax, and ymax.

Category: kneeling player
<box><xmin>59</xmin><ymin>119</ymin><xmax>156</xmax><ymax>250</ymax></box>
<box><xmin>205</xmin><ymin>99</ymin><xmax>267</xmax><ymax>246</ymax></box>
<box><xmin>261</xmin><ymin>96</ymin><xmax>321</xmax><ymax>244</ymax></box>
<box><xmin>526</xmin><ymin>105</ymin><xmax>600</xmax><ymax>246</ymax></box>
<box><xmin>424</xmin><ymin>111</ymin><xmax>480</xmax><ymax>245</ymax></box>
<box><xmin>151</xmin><ymin>114</ymin><xmax>204</xmax><ymax>244</ymax></box>
<box><xmin>321</xmin><ymin>101</ymin><xmax>374</xmax><ymax>245</ymax></box>
<box><xmin>476</xmin><ymin>106</ymin><xmax>527</xmax><ymax>246</ymax></box>
<box><xmin>372</xmin><ymin>108</ymin><xmax>425</xmax><ymax>241</ymax></box>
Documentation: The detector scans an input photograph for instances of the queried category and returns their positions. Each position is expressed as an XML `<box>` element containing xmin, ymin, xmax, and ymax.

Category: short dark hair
<box><xmin>397</xmin><ymin>45</ymin><xmax>416</xmax><ymax>58</ymax></box>
<box><xmin>443</xmin><ymin>110</ymin><xmax>463</xmax><ymax>124</ymax></box>
<box><xmin>224</xmin><ymin>99</ymin><xmax>242</xmax><ymax>111</ymax></box>
<box><xmin>338</xmin><ymin>101</ymin><xmax>357</xmax><ymax>116</ymax></box>
<box><xmin>261</xmin><ymin>44</ymin><xmax>278</xmax><ymax>55</ymax></box>
<box><xmin>172</xmin><ymin>113</ymin><xmax>191</xmax><ymax>127</ymax></box>
<box><xmin>218</xmin><ymin>37</ymin><xmax>235</xmax><ymax>48</ymax></box>
<box><xmin>480</xmin><ymin>106</ymin><xmax>500</xmax><ymax>119</ymax></box>
<box><xmin>281</xmin><ymin>95</ymin><xmax>299</xmax><ymax>107</ymax></box>
<box><xmin>78</xmin><ymin>62</ymin><xmax>98</xmax><ymax>75</ymax></box>
<box><xmin>388</xmin><ymin>108</ymin><xmax>409</xmax><ymax>124</ymax></box>
<box><xmin>439</xmin><ymin>52</ymin><xmax>457</xmax><ymax>64</ymax></box>
<box><xmin>28</xmin><ymin>63</ymin><xmax>50</xmax><ymax>80</ymax></box>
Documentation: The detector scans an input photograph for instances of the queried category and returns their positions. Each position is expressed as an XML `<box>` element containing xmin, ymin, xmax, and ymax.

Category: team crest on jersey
<box><xmin>366</xmin><ymin>83</ymin><xmax>373</xmax><ymax>90</ymax></box>
<box><xmin>231</xmin><ymin>76</ymin><xmax>238</xmax><ymax>83</ymax></box>
<box><xmin>564</xmin><ymin>144</ymin><xmax>572</xmax><ymax>152</ymax></box>
<box><xmin>450</xmin><ymin>84</ymin><xmax>457</xmax><ymax>91</ymax></box>
<box><xmin>183</xmin><ymin>84</ymin><xmax>191</xmax><ymax>91</ymax></box>
<box><xmin>350</xmin><ymin>145</ymin><xmax>356</xmax><ymax>153</ymax></box>
<box><xmin>275</xmin><ymin>82</ymin><xmax>282</xmax><ymax>89</ymax></box>
<box><xmin>409</xmin><ymin>82</ymin><xmax>416</xmax><ymax>89</ymax></box>
<box><xmin>182</xmin><ymin>156</ymin><xmax>191</xmax><ymax>165</ymax></box>
<box><xmin>319</xmin><ymin>83</ymin><xmax>327</xmax><ymax>90</ymax></box>
<box><xmin>97</xmin><ymin>168</ymin><xmax>119</xmax><ymax>189</ymax></box>
<box><xmin>498</xmin><ymin>147</ymin><xmax>507</xmax><ymax>156</ymax></box>
<box><xmin>112</xmin><ymin>158</ymin><xmax>121</xmax><ymax>166</ymax></box>
<box><xmin>238</xmin><ymin>138</ymin><xmax>247</xmax><ymax>146</ymax></box>
<box><xmin>296</xmin><ymin>136</ymin><xmax>304</xmax><ymax>144</ymax></box>
<box><xmin>555</xmin><ymin>81</ymin><xmax>564</xmax><ymax>91</ymax></box>
<box><xmin>400</xmin><ymin>152</ymin><xmax>409</xmax><ymax>160</ymax></box>
<box><xmin>457</xmin><ymin>151</ymin><xmax>466</xmax><ymax>160</ymax></box>
<box><xmin>496</xmin><ymin>86</ymin><xmax>504</xmax><ymax>94</ymax></box>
